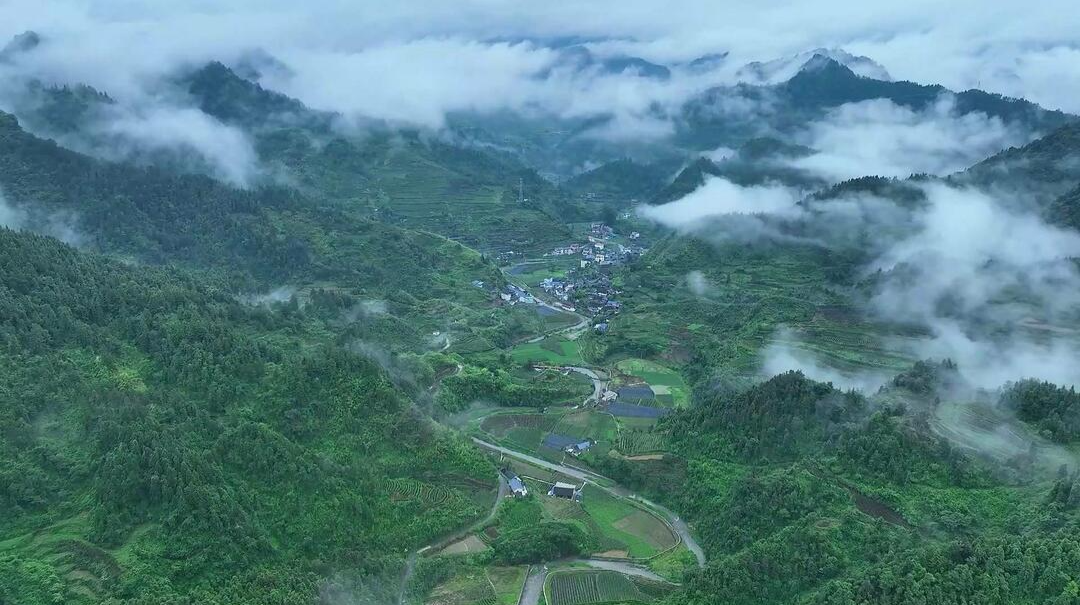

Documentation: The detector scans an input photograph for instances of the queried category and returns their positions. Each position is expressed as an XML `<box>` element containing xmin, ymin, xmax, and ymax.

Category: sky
<box><xmin>1</xmin><ymin>0</ymin><xmax>1078</xmax><ymax>126</ymax></box>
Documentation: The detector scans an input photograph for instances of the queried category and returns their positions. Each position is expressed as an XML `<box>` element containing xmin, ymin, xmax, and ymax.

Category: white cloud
<box><xmin>637</xmin><ymin>176</ymin><xmax>799</xmax><ymax>229</ymax></box>
<box><xmin>791</xmin><ymin>97</ymin><xmax>1033</xmax><ymax>181</ymax></box>
<box><xmin>0</xmin><ymin>0</ymin><xmax>1076</xmax><ymax>136</ymax></box>
<box><xmin>90</xmin><ymin>105</ymin><xmax>259</xmax><ymax>186</ymax></box>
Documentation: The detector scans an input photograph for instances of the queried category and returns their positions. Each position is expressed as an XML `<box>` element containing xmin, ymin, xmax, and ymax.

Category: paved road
<box><xmin>517</xmin><ymin>565</ymin><xmax>548</xmax><ymax>605</ymax></box>
<box><xmin>573</xmin><ymin>559</ymin><xmax>668</xmax><ymax>582</ymax></box>
<box><xmin>566</xmin><ymin>366</ymin><xmax>606</xmax><ymax>403</ymax></box>
<box><xmin>472</xmin><ymin>438</ymin><xmax>706</xmax><ymax>569</ymax></box>
<box><xmin>473</xmin><ymin>438</ymin><xmax>601</xmax><ymax>483</ymax></box>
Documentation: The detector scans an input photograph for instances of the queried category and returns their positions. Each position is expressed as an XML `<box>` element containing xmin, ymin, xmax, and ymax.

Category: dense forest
<box><xmin>604</xmin><ymin>372</ymin><xmax>1080</xmax><ymax>605</ymax></box>
<box><xmin>0</xmin><ymin>229</ymin><xmax>494</xmax><ymax>604</ymax></box>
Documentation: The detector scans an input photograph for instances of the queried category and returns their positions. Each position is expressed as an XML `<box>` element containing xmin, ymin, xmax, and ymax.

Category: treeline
<box><xmin>1001</xmin><ymin>379</ymin><xmax>1080</xmax><ymax>443</ymax></box>
<box><xmin>436</xmin><ymin>365</ymin><xmax>589</xmax><ymax>411</ymax></box>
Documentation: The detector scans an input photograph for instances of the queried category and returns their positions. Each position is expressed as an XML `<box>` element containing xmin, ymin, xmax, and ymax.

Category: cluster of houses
<box><xmin>536</xmin><ymin>267</ymin><xmax>623</xmax><ymax>324</ymax></box>
<box><xmin>543</xmin><ymin>224</ymin><xmax>646</xmax><ymax>269</ymax></box>
<box><xmin>500</xmin><ymin>283</ymin><xmax>536</xmax><ymax>305</ymax></box>
<box><xmin>501</xmin><ymin>468</ymin><xmax>582</xmax><ymax>501</ymax></box>
<box><xmin>539</xmin><ymin>276</ymin><xmax>575</xmax><ymax>305</ymax></box>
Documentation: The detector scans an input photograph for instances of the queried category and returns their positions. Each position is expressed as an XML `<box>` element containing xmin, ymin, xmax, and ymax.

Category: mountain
<box><xmin>959</xmin><ymin>121</ymin><xmax>1080</xmax><ymax>206</ymax></box>
<box><xmin>549</xmin><ymin>44</ymin><xmax>672</xmax><ymax>80</ymax></box>
<box><xmin>182</xmin><ymin>62</ymin><xmax>575</xmax><ymax>253</ymax></box>
<box><xmin>738</xmin><ymin>48</ymin><xmax>892</xmax><ymax>84</ymax></box>
<box><xmin>563</xmin><ymin>158</ymin><xmax>670</xmax><ymax>205</ymax></box>
<box><xmin>0</xmin><ymin>30</ymin><xmax>41</xmax><ymax>62</ymax></box>
<box><xmin>1050</xmin><ymin>184</ymin><xmax>1080</xmax><ymax>230</ymax></box>
<box><xmin>678</xmin><ymin>56</ymin><xmax>1075</xmax><ymax>152</ymax></box>
<box><xmin>0</xmin><ymin>111</ymin><xmax>515</xmax><ymax>341</ymax></box>
<box><xmin>652</xmin><ymin>156</ymin><xmax>723</xmax><ymax>204</ymax></box>
<box><xmin>651</xmin><ymin>137</ymin><xmax>822</xmax><ymax>203</ymax></box>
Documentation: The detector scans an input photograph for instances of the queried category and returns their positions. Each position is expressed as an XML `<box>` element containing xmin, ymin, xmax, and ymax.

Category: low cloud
<box><xmin>637</xmin><ymin>176</ymin><xmax>800</xmax><ymax>230</ymax></box>
<box><xmin>789</xmin><ymin>97</ymin><xmax>1033</xmax><ymax>182</ymax></box>
<box><xmin>646</xmin><ymin>175</ymin><xmax>1080</xmax><ymax>391</ymax></box>
<box><xmin>685</xmin><ymin>270</ymin><xmax>712</xmax><ymax>296</ymax></box>
<box><xmin>238</xmin><ymin>286</ymin><xmax>297</xmax><ymax>306</ymax></box>
<box><xmin>762</xmin><ymin>329</ymin><xmax>893</xmax><ymax>392</ymax></box>
<box><xmin>0</xmin><ymin>188</ymin><xmax>85</xmax><ymax>245</ymax></box>
<box><xmin>88</xmin><ymin>105</ymin><xmax>260</xmax><ymax>186</ymax></box>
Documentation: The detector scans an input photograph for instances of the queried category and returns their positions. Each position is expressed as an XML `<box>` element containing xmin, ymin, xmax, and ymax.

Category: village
<box><xmin>488</xmin><ymin>222</ymin><xmax>648</xmax><ymax>333</ymax></box>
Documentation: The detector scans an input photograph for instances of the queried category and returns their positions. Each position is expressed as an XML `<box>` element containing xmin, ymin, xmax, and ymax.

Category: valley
<box><xmin>2</xmin><ymin>11</ymin><xmax>1080</xmax><ymax>605</ymax></box>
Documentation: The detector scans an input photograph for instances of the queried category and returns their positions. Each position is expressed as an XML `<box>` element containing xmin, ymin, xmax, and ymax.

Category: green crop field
<box><xmin>487</xmin><ymin>566</ymin><xmax>529</xmax><ymax>605</ymax></box>
<box><xmin>481</xmin><ymin>413</ymin><xmax>559</xmax><ymax>438</ymax></box>
<box><xmin>426</xmin><ymin>568</ymin><xmax>498</xmax><ymax>605</ymax></box>
<box><xmin>546</xmin><ymin>570</ymin><xmax>655</xmax><ymax>605</ymax></box>
<box><xmin>510</xmin><ymin>338</ymin><xmax>584</xmax><ymax>365</ymax></box>
<box><xmin>614</xmin><ymin>429</ymin><xmax>667</xmax><ymax>455</ymax></box>
<box><xmin>579</xmin><ymin>487</ymin><xmax>676</xmax><ymax>558</ymax></box>
<box><xmin>552</xmin><ymin>411</ymin><xmax>619</xmax><ymax>443</ymax></box>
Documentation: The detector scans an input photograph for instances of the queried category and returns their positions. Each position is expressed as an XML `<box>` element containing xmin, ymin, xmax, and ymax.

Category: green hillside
<box><xmin>0</xmin><ymin>229</ymin><xmax>495</xmax><ymax>604</ymax></box>
<box><xmin>185</xmin><ymin>63</ymin><xmax>575</xmax><ymax>253</ymax></box>
<box><xmin>600</xmin><ymin>372</ymin><xmax>1080</xmax><ymax>605</ymax></box>
<box><xmin>0</xmin><ymin>110</ymin><xmax>560</xmax><ymax>349</ymax></box>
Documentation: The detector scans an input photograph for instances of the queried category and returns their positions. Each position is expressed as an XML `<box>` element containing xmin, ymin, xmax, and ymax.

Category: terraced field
<box><xmin>388</xmin><ymin>478</ymin><xmax>462</xmax><ymax>507</ymax></box>
<box><xmin>481</xmin><ymin>413</ymin><xmax>558</xmax><ymax>437</ymax></box>
<box><xmin>371</xmin><ymin>150</ymin><xmax>570</xmax><ymax>254</ymax></box>
<box><xmin>481</xmin><ymin>413</ymin><xmax>561</xmax><ymax>452</ymax></box>
<box><xmin>426</xmin><ymin>568</ymin><xmax>498</xmax><ymax>605</ymax></box>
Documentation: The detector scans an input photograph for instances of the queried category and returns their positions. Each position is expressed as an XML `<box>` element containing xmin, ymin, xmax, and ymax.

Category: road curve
<box><xmin>566</xmin><ymin>366</ymin><xmax>605</xmax><ymax>403</ymax></box>
<box><xmin>471</xmin><ymin>438</ymin><xmax>706</xmax><ymax>568</ymax></box>
<box><xmin>572</xmin><ymin>559</ymin><xmax>668</xmax><ymax>582</ymax></box>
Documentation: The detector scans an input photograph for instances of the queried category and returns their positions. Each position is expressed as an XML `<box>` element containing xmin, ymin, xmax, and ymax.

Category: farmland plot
<box><xmin>547</xmin><ymin>570</ymin><xmax>652</xmax><ymax>605</ymax></box>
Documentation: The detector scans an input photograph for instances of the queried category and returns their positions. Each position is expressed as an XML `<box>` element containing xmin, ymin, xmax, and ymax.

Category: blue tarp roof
<box><xmin>617</xmin><ymin>385</ymin><xmax>655</xmax><ymax>402</ymax></box>
<box><xmin>542</xmin><ymin>433</ymin><xmax>582</xmax><ymax>449</ymax></box>
<box><xmin>607</xmin><ymin>403</ymin><xmax>671</xmax><ymax>418</ymax></box>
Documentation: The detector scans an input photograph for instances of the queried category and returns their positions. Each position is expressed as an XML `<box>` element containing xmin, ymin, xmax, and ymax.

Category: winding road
<box><xmin>400</xmin><ymin>263</ymin><xmax>705</xmax><ymax>605</ymax></box>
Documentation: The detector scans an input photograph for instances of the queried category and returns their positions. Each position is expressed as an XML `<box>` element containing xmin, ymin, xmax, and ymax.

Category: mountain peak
<box><xmin>185</xmin><ymin>61</ymin><xmax>308</xmax><ymax>126</ymax></box>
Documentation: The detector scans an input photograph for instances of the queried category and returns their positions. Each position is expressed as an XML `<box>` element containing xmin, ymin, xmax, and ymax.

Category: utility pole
<box><xmin>519</xmin><ymin>177</ymin><xmax>524</xmax><ymax>204</ymax></box>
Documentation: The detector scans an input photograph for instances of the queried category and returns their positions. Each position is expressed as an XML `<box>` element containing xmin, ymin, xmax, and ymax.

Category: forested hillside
<box><xmin>598</xmin><ymin>372</ymin><xmax>1080</xmax><ymax>605</ymax></box>
<box><xmin>0</xmin><ymin>228</ymin><xmax>494</xmax><ymax>604</ymax></box>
